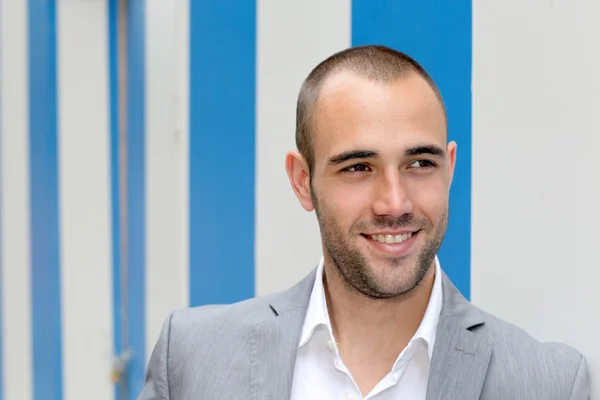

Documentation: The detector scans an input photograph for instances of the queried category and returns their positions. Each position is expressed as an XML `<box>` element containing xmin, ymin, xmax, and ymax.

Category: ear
<box><xmin>446</xmin><ymin>141</ymin><xmax>457</xmax><ymax>187</ymax></box>
<box><xmin>285</xmin><ymin>151</ymin><xmax>315</xmax><ymax>212</ymax></box>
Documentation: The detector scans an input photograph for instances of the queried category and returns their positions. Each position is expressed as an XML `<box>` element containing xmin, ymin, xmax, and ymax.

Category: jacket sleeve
<box><xmin>137</xmin><ymin>312</ymin><xmax>174</xmax><ymax>400</ymax></box>
<box><xmin>569</xmin><ymin>354</ymin><xmax>590</xmax><ymax>400</ymax></box>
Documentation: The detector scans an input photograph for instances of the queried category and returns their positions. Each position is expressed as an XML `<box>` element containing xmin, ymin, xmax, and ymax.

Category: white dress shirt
<box><xmin>290</xmin><ymin>256</ymin><xmax>443</xmax><ymax>400</ymax></box>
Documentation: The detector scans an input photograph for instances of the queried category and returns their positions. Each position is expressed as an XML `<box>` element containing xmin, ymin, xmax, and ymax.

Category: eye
<box><xmin>342</xmin><ymin>163</ymin><xmax>371</xmax><ymax>174</ymax></box>
<box><xmin>409</xmin><ymin>160</ymin><xmax>436</xmax><ymax>169</ymax></box>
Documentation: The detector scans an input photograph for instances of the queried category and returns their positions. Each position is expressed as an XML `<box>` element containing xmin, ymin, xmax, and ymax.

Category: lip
<box><xmin>361</xmin><ymin>230</ymin><xmax>419</xmax><ymax>257</ymax></box>
<box><xmin>364</xmin><ymin>228</ymin><xmax>419</xmax><ymax>236</ymax></box>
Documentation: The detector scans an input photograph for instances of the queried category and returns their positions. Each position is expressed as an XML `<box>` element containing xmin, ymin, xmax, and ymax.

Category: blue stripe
<box><xmin>0</xmin><ymin>167</ymin><xmax>3</xmax><ymax>400</ymax></box>
<box><xmin>352</xmin><ymin>0</ymin><xmax>472</xmax><ymax>298</ymax></box>
<box><xmin>0</xmin><ymin>134</ymin><xmax>3</xmax><ymax>400</ymax></box>
<box><xmin>0</xmin><ymin>3</ymin><xmax>4</xmax><ymax>394</ymax></box>
<box><xmin>28</xmin><ymin>0</ymin><xmax>64</xmax><ymax>398</ymax></box>
<box><xmin>127</xmin><ymin>0</ymin><xmax>146</xmax><ymax>396</ymax></box>
<box><xmin>189</xmin><ymin>1</ymin><xmax>256</xmax><ymax>306</ymax></box>
<box><xmin>108</xmin><ymin>0</ymin><xmax>123</xmax><ymax>399</ymax></box>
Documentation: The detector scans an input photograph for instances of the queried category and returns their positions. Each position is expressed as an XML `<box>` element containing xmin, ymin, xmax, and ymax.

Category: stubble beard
<box><xmin>313</xmin><ymin>192</ymin><xmax>448</xmax><ymax>300</ymax></box>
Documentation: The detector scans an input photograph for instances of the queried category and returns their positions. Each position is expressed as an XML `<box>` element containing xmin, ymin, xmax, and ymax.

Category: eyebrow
<box><xmin>327</xmin><ymin>150</ymin><xmax>379</xmax><ymax>165</ymax></box>
<box><xmin>404</xmin><ymin>145</ymin><xmax>446</xmax><ymax>157</ymax></box>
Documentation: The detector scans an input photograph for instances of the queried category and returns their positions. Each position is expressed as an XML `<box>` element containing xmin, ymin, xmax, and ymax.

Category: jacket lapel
<box><xmin>250</xmin><ymin>269</ymin><xmax>317</xmax><ymax>400</ymax></box>
<box><xmin>248</xmin><ymin>267</ymin><xmax>493</xmax><ymax>400</ymax></box>
<box><xmin>426</xmin><ymin>274</ymin><xmax>493</xmax><ymax>400</ymax></box>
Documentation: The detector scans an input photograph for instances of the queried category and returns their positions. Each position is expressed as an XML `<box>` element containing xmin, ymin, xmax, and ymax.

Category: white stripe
<box><xmin>145</xmin><ymin>0</ymin><xmax>190</xmax><ymax>361</ymax></box>
<box><xmin>175</xmin><ymin>0</ymin><xmax>190</xmax><ymax>309</ymax></box>
<box><xmin>175</xmin><ymin>0</ymin><xmax>190</xmax><ymax>314</ymax></box>
<box><xmin>255</xmin><ymin>0</ymin><xmax>352</xmax><ymax>296</ymax></box>
<box><xmin>471</xmin><ymin>0</ymin><xmax>600</xmax><ymax>389</ymax></box>
<box><xmin>56</xmin><ymin>1</ymin><xmax>113</xmax><ymax>399</ymax></box>
<box><xmin>0</xmin><ymin>0</ymin><xmax>33</xmax><ymax>398</ymax></box>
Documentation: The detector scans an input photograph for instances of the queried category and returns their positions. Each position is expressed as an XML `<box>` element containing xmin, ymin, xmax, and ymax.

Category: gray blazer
<box><xmin>139</xmin><ymin>269</ymin><xmax>590</xmax><ymax>399</ymax></box>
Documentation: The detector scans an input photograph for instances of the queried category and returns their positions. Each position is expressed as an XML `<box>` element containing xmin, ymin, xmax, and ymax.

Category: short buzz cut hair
<box><xmin>295</xmin><ymin>45</ymin><xmax>447</xmax><ymax>173</ymax></box>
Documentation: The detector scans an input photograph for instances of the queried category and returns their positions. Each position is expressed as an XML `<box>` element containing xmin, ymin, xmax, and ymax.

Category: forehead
<box><xmin>312</xmin><ymin>70</ymin><xmax>447</xmax><ymax>159</ymax></box>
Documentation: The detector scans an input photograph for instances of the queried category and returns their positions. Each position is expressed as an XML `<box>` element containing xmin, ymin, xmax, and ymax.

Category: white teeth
<box><xmin>372</xmin><ymin>232</ymin><xmax>413</xmax><ymax>244</ymax></box>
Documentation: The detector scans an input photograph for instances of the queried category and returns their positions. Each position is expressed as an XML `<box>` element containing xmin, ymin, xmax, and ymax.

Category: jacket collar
<box><xmin>268</xmin><ymin>262</ymin><xmax>486</xmax><ymax>330</ymax></box>
<box><xmin>253</xmin><ymin>262</ymin><xmax>492</xmax><ymax>400</ymax></box>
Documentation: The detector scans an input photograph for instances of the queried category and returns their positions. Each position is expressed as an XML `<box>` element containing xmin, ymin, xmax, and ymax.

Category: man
<box><xmin>139</xmin><ymin>45</ymin><xmax>589</xmax><ymax>399</ymax></box>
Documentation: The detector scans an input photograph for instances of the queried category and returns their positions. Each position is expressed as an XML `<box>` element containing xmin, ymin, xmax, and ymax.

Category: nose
<box><xmin>371</xmin><ymin>171</ymin><xmax>413</xmax><ymax>217</ymax></box>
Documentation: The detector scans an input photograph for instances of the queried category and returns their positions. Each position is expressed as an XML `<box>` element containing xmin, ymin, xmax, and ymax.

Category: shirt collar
<box><xmin>298</xmin><ymin>257</ymin><xmax>334</xmax><ymax>349</ymax></box>
<box><xmin>298</xmin><ymin>255</ymin><xmax>444</xmax><ymax>361</ymax></box>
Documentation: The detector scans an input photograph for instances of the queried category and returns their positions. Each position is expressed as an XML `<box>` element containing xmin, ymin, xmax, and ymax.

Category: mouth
<box><xmin>360</xmin><ymin>230</ymin><xmax>420</xmax><ymax>256</ymax></box>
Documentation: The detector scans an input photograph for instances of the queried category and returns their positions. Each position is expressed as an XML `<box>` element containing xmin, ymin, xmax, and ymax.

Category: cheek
<box><xmin>323</xmin><ymin>181</ymin><xmax>370</xmax><ymax>223</ymax></box>
<box><xmin>409</xmin><ymin>177</ymin><xmax>449</xmax><ymax>217</ymax></box>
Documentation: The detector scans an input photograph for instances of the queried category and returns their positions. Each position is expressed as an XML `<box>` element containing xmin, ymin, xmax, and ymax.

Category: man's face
<box><xmin>309</xmin><ymin>70</ymin><xmax>456</xmax><ymax>299</ymax></box>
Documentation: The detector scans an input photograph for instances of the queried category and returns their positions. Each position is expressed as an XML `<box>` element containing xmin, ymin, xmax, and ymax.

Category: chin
<box><xmin>370</xmin><ymin>261</ymin><xmax>425</xmax><ymax>291</ymax></box>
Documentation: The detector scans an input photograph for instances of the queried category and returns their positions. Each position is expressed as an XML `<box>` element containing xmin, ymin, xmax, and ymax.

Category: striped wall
<box><xmin>255</xmin><ymin>0</ymin><xmax>350</xmax><ymax>297</ymax></box>
<box><xmin>56</xmin><ymin>2</ymin><xmax>112</xmax><ymax>400</ymax></box>
<box><xmin>1</xmin><ymin>0</ymin><xmax>598</xmax><ymax>399</ymax></box>
<box><xmin>1</xmin><ymin>1</ymin><xmax>33</xmax><ymax>400</ymax></box>
<box><xmin>107</xmin><ymin>2</ymin><xmax>121</xmax><ymax>399</ymax></box>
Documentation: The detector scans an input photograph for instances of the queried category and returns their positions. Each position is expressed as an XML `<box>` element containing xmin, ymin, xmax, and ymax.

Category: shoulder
<box><xmin>165</xmin><ymin>268</ymin><xmax>317</xmax><ymax>341</ymax></box>
<box><xmin>479</xmin><ymin>307</ymin><xmax>583</xmax><ymax>365</ymax></box>
<box><xmin>140</xmin><ymin>291</ymin><xmax>300</xmax><ymax>398</ymax></box>
<box><xmin>166</xmin><ymin>291</ymin><xmax>281</xmax><ymax>341</ymax></box>
<box><xmin>473</xmin><ymin>307</ymin><xmax>588</xmax><ymax>398</ymax></box>
<box><xmin>147</xmin><ymin>292</ymin><xmax>283</xmax><ymax>385</ymax></box>
<box><xmin>439</xmin><ymin>273</ymin><xmax>588</xmax><ymax>397</ymax></box>
<box><xmin>153</xmin><ymin>268</ymin><xmax>316</xmax><ymax>361</ymax></box>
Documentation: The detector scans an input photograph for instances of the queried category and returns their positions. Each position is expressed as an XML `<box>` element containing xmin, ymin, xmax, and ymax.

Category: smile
<box><xmin>360</xmin><ymin>230</ymin><xmax>420</xmax><ymax>256</ymax></box>
<box><xmin>369</xmin><ymin>232</ymin><xmax>413</xmax><ymax>244</ymax></box>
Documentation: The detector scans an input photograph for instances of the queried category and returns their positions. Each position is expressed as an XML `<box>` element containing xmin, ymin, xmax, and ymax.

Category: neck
<box><xmin>323</xmin><ymin>258</ymin><xmax>436</xmax><ymax>361</ymax></box>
